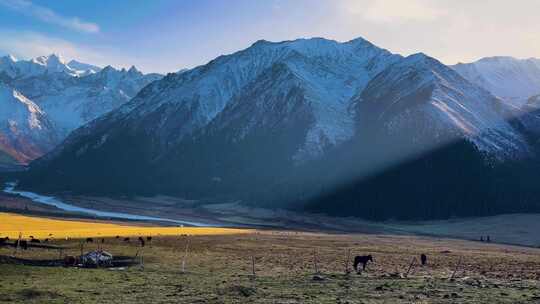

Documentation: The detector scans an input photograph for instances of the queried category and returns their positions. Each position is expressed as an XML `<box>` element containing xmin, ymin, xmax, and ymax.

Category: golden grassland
<box><xmin>0</xmin><ymin>212</ymin><xmax>251</xmax><ymax>239</ymax></box>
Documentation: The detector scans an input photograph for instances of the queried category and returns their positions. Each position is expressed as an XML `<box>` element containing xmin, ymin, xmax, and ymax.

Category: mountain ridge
<box><xmin>0</xmin><ymin>54</ymin><xmax>162</xmax><ymax>164</ymax></box>
<box><xmin>16</xmin><ymin>37</ymin><xmax>540</xmax><ymax>220</ymax></box>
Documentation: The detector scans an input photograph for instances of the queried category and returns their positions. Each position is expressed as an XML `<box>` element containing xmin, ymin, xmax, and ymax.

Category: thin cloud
<box><xmin>347</xmin><ymin>0</ymin><xmax>445</xmax><ymax>23</ymax></box>
<box><xmin>0</xmin><ymin>30</ymin><xmax>102</xmax><ymax>61</ymax></box>
<box><xmin>0</xmin><ymin>0</ymin><xmax>99</xmax><ymax>33</ymax></box>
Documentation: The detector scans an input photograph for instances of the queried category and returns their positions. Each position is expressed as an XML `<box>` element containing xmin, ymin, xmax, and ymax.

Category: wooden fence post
<box><xmin>313</xmin><ymin>249</ymin><xmax>319</xmax><ymax>274</ymax></box>
<box><xmin>181</xmin><ymin>238</ymin><xmax>190</xmax><ymax>273</ymax></box>
<box><xmin>345</xmin><ymin>249</ymin><xmax>351</xmax><ymax>275</ymax></box>
<box><xmin>450</xmin><ymin>256</ymin><xmax>463</xmax><ymax>279</ymax></box>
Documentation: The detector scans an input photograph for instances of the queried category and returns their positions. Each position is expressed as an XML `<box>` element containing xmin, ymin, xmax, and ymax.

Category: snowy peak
<box><xmin>0</xmin><ymin>54</ymin><xmax>162</xmax><ymax>163</ymax></box>
<box><xmin>527</xmin><ymin>94</ymin><xmax>540</xmax><ymax>108</ymax></box>
<box><xmin>358</xmin><ymin>53</ymin><xmax>528</xmax><ymax>159</ymax></box>
<box><xmin>33</xmin><ymin>53</ymin><xmax>66</xmax><ymax>66</ymax></box>
<box><xmin>0</xmin><ymin>53</ymin><xmax>104</xmax><ymax>79</ymax></box>
<box><xmin>67</xmin><ymin>60</ymin><xmax>102</xmax><ymax>75</ymax></box>
<box><xmin>452</xmin><ymin>56</ymin><xmax>540</xmax><ymax>105</ymax></box>
<box><xmin>127</xmin><ymin>65</ymin><xmax>142</xmax><ymax>76</ymax></box>
<box><xmin>112</xmin><ymin>36</ymin><xmax>400</xmax><ymax>159</ymax></box>
<box><xmin>0</xmin><ymin>82</ymin><xmax>57</xmax><ymax>164</ymax></box>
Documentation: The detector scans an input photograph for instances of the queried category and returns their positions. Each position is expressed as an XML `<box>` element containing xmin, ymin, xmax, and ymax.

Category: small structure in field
<box><xmin>80</xmin><ymin>250</ymin><xmax>113</xmax><ymax>268</ymax></box>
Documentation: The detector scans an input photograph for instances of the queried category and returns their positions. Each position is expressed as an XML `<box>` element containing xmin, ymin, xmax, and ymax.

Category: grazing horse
<box><xmin>123</xmin><ymin>237</ymin><xmax>130</xmax><ymax>243</ymax></box>
<box><xmin>146</xmin><ymin>236</ymin><xmax>152</xmax><ymax>242</ymax></box>
<box><xmin>86</xmin><ymin>238</ymin><xmax>94</xmax><ymax>243</ymax></box>
<box><xmin>420</xmin><ymin>254</ymin><xmax>427</xmax><ymax>266</ymax></box>
<box><xmin>353</xmin><ymin>255</ymin><xmax>373</xmax><ymax>271</ymax></box>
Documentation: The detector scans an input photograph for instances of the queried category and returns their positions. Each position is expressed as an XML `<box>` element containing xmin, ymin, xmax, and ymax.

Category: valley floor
<box><xmin>1</xmin><ymin>225</ymin><xmax>539</xmax><ymax>304</ymax></box>
<box><xmin>2</xmin><ymin>191</ymin><xmax>540</xmax><ymax>247</ymax></box>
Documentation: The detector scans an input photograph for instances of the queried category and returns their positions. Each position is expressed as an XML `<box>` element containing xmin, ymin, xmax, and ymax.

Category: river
<box><xmin>3</xmin><ymin>182</ymin><xmax>209</xmax><ymax>227</ymax></box>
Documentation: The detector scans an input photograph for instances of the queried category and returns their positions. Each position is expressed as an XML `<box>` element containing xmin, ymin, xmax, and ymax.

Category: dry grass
<box><xmin>1</xmin><ymin>229</ymin><xmax>540</xmax><ymax>303</ymax></box>
<box><xmin>0</xmin><ymin>212</ymin><xmax>250</xmax><ymax>239</ymax></box>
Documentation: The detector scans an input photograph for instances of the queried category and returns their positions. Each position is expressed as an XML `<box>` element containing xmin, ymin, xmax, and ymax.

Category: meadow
<box><xmin>1</xmin><ymin>212</ymin><xmax>540</xmax><ymax>303</ymax></box>
<box><xmin>0</xmin><ymin>212</ymin><xmax>249</xmax><ymax>239</ymax></box>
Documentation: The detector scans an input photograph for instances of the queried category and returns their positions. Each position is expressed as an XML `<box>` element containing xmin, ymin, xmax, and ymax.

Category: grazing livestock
<box><xmin>420</xmin><ymin>254</ymin><xmax>427</xmax><ymax>266</ymax></box>
<box><xmin>64</xmin><ymin>256</ymin><xmax>77</xmax><ymax>267</ymax></box>
<box><xmin>146</xmin><ymin>236</ymin><xmax>152</xmax><ymax>242</ymax></box>
<box><xmin>30</xmin><ymin>238</ymin><xmax>41</xmax><ymax>243</ymax></box>
<box><xmin>86</xmin><ymin>238</ymin><xmax>94</xmax><ymax>243</ymax></box>
<box><xmin>124</xmin><ymin>237</ymin><xmax>130</xmax><ymax>242</ymax></box>
<box><xmin>353</xmin><ymin>255</ymin><xmax>373</xmax><ymax>272</ymax></box>
<box><xmin>115</xmin><ymin>236</ymin><xmax>120</xmax><ymax>239</ymax></box>
<box><xmin>138</xmin><ymin>237</ymin><xmax>145</xmax><ymax>247</ymax></box>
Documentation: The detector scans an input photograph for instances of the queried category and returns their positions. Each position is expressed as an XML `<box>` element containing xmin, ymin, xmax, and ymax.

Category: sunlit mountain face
<box><xmin>15</xmin><ymin>37</ymin><xmax>540</xmax><ymax>220</ymax></box>
<box><xmin>0</xmin><ymin>54</ymin><xmax>161</xmax><ymax>165</ymax></box>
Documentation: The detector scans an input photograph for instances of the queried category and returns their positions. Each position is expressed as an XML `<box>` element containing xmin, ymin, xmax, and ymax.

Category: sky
<box><xmin>0</xmin><ymin>0</ymin><xmax>539</xmax><ymax>73</ymax></box>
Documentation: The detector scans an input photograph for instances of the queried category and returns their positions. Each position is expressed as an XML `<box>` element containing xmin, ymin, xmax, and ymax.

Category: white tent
<box><xmin>80</xmin><ymin>250</ymin><xmax>113</xmax><ymax>267</ymax></box>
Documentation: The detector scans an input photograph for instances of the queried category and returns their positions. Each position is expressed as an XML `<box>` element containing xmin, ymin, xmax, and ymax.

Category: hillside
<box><xmin>17</xmin><ymin>38</ymin><xmax>540</xmax><ymax>220</ymax></box>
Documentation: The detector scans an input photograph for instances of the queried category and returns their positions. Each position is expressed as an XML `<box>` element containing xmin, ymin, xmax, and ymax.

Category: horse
<box><xmin>353</xmin><ymin>255</ymin><xmax>373</xmax><ymax>271</ymax></box>
<box><xmin>420</xmin><ymin>254</ymin><xmax>427</xmax><ymax>266</ymax></box>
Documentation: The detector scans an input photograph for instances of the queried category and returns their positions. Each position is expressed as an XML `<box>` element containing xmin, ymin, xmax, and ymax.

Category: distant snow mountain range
<box><xmin>0</xmin><ymin>54</ymin><xmax>161</xmax><ymax>164</ymax></box>
<box><xmin>16</xmin><ymin>37</ymin><xmax>540</xmax><ymax>220</ymax></box>
<box><xmin>452</xmin><ymin>56</ymin><xmax>540</xmax><ymax>107</ymax></box>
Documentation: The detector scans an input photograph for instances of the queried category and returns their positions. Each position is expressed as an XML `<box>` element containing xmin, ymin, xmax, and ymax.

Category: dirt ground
<box><xmin>1</xmin><ymin>231</ymin><xmax>539</xmax><ymax>303</ymax></box>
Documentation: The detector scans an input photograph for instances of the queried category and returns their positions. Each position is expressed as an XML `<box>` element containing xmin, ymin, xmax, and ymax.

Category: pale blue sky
<box><xmin>0</xmin><ymin>0</ymin><xmax>539</xmax><ymax>73</ymax></box>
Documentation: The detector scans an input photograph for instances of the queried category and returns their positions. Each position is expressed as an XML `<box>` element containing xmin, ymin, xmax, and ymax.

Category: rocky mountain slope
<box><xmin>452</xmin><ymin>56</ymin><xmax>540</xmax><ymax>107</ymax></box>
<box><xmin>0</xmin><ymin>54</ymin><xmax>161</xmax><ymax>164</ymax></box>
<box><xmin>0</xmin><ymin>82</ymin><xmax>57</xmax><ymax>164</ymax></box>
<box><xmin>18</xmin><ymin>38</ymin><xmax>540</xmax><ymax>220</ymax></box>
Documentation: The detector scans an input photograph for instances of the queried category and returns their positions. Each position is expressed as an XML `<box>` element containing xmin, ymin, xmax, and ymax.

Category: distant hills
<box><xmin>13</xmin><ymin>37</ymin><xmax>540</xmax><ymax>220</ymax></box>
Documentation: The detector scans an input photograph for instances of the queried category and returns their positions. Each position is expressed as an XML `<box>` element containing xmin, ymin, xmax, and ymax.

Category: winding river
<box><xmin>3</xmin><ymin>182</ymin><xmax>209</xmax><ymax>227</ymax></box>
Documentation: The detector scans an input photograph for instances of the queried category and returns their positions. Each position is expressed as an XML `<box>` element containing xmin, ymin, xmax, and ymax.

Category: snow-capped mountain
<box><xmin>357</xmin><ymin>53</ymin><xmax>528</xmax><ymax>161</ymax></box>
<box><xmin>106</xmin><ymin>37</ymin><xmax>400</xmax><ymax>154</ymax></box>
<box><xmin>0</xmin><ymin>54</ymin><xmax>162</xmax><ymax>164</ymax></box>
<box><xmin>527</xmin><ymin>94</ymin><xmax>540</xmax><ymax>108</ymax></box>
<box><xmin>452</xmin><ymin>57</ymin><xmax>540</xmax><ymax>106</ymax></box>
<box><xmin>21</xmin><ymin>38</ymin><xmax>403</xmax><ymax>193</ymax></box>
<box><xmin>0</xmin><ymin>82</ymin><xmax>57</xmax><ymax>164</ymax></box>
<box><xmin>18</xmin><ymin>37</ymin><xmax>540</xmax><ymax>220</ymax></box>
<box><xmin>0</xmin><ymin>54</ymin><xmax>96</xmax><ymax>78</ymax></box>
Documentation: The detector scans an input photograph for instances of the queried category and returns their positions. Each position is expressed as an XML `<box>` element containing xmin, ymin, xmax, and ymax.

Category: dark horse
<box><xmin>353</xmin><ymin>255</ymin><xmax>373</xmax><ymax>271</ymax></box>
